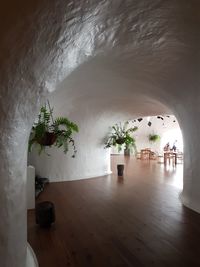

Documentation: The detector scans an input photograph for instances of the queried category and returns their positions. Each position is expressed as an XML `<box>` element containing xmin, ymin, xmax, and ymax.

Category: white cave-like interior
<box><xmin>29</xmin><ymin>60</ymin><xmax>176</xmax><ymax>182</ymax></box>
<box><xmin>0</xmin><ymin>1</ymin><xmax>200</xmax><ymax>266</ymax></box>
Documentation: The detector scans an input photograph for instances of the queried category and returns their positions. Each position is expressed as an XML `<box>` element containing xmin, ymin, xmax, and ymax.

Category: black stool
<box><xmin>36</xmin><ymin>201</ymin><xmax>55</xmax><ymax>227</ymax></box>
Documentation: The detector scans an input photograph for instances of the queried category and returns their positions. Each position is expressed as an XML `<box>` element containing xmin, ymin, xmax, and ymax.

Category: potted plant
<box><xmin>105</xmin><ymin>121</ymin><xmax>138</xmax><ymax>155</ymax></box>
<box><xmin>28</xmin><ymin>101</ymin><xmax>79</xmax><ymax>157</ymax></box>
<box><xmin>148</xmin><ymin>134</ymin><xmax>160</xmax><ymax>143</ymax></box>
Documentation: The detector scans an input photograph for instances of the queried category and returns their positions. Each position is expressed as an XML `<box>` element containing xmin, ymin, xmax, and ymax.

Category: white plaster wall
<box><xmin>0</xmin><ymin>1</ymin><xmax>200</xmax><ymax>266</ymax></box>
<box><xmin>29</xmin><ymin>109</ymin><xmax>113</xmax><ymax>181</ymax></box>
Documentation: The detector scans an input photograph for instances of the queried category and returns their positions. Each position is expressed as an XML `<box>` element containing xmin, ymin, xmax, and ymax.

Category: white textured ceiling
<box><xmin>52</xmin><ymin>57</ymin><xmax>171</xmax><ymax>118</ymax></box>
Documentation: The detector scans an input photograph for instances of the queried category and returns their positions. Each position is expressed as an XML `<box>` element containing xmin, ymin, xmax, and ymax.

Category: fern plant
<box><xmin>29</xmin><ymin>101</ymin><xmax>79</xmax><ymax>157</ymax></box>
<box><xmin>149</xmin><ymin>134</ymin><xmax>160</xmax><ymax>143</ymax></box>
<box><xmin>53</xmin><ymin>117</ymin><xmax>78</xmax><ymax>154</ymax></box>
<box><xmin>105</xmin><ymin>121</ymin><xmax>138</xmax><ymax>154</ymax></box>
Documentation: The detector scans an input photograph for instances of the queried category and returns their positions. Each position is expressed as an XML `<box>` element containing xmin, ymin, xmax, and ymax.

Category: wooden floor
<box><xmin>28</xmin><ymin>156</ymin><xmax>200</xmax><ymax>267</ymax></box>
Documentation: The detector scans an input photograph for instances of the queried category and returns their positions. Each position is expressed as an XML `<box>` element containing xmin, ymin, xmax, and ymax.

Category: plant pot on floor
<box><xmin>36</xmin><ymin>201</ymin><xmax>55</xmax><ymax>228</ymax></box>
<box><xmin>117</xmin><ymin>164</ymin><xmax>124</xmax><ymax>176</ymax></box>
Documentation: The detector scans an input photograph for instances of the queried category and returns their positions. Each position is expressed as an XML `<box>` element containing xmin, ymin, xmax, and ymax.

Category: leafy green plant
<box><xmin>29</xmin><ymin>101</ymin><xmax>79</xmax><ymax>157</ymax></box>
<box><xmin>105</xmin><ymin>121</ymin><xmax>138</xmax><ymax>154</ymax></box>
<box><xmin>149</xmin><ymin>134</ymin><xmax>160</xmax><ymax>143</ymax></box>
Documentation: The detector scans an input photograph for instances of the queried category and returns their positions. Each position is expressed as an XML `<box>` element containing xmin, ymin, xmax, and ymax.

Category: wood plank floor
<box><xmin>28</xmin><ymin>156</ymin><xmax>200</xmax><ymax>267</ymax></box>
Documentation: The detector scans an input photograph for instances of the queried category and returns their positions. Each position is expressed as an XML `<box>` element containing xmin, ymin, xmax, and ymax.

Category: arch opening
<box><xmin>0</xmin><ymin>1</ymin><xmax>200</xmax><ymax>266</ymax></box>
<box><xmin>28</xmin><ymin>58</ymin><xmax>184</xmax><ymax>194</ymax></box>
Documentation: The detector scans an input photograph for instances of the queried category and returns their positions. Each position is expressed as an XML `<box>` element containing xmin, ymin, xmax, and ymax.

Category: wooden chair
<box><xmin>157</xmin><ymin>154</ymin><xmax>164</xmax><ymax>163</ymax></box>
<box><xmin>141</xmin><ymin>148</ymin><xmax>151</xmax><ymax>160</ymax></box>
<box><xmin>150</xmin><ymin>151</ymin><xmax>157</xmax><ymax>160</ymax></box>
<box><xmin>177</xmin><ymin>152</ymin><xmax>184</xmax><ymax>164</ymax></box>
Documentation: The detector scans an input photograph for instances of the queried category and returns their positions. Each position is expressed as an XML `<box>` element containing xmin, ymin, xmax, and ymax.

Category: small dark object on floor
<box><xmin>117</xmin><ymin>164</ymin><xmax>124</xmax><ymax>176</ymax></box>
<box><xmin>36</xmin><ymin>201</ymin><xmax>55</xmax><ymax>228</ymax></box>
<box><xmin>35</xmin><ymin>176</ymin><xmax>49</xmax><ymax>198</ymax></box>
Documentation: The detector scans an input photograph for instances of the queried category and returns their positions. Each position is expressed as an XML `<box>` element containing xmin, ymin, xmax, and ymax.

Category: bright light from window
<box><xmin>147</xmin><ymin>116</ymin><xmax>151</xmax><ymax>122</ymax></box>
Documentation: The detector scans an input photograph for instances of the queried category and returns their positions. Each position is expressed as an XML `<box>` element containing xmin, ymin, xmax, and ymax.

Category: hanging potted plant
<box><xmin>105</xmin><ymin>121</ymin><xmax>138</xmax><ymax>155</ymax></box>
<box><xmin>148</xmin><ymin>134</ymin><xmax>160</xmax><ymax>143</ymax></box>
<box><xmin>148</xmin><ymin>134</ymin><xmax>160</xmax><ymax>158</ymax></box>
<box><xmin>28</xmin><ymin>101</ymin><xmax>79</xmax><ymax>157</ymax></box>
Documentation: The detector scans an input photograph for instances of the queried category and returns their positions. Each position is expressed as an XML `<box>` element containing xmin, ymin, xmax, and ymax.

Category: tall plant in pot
<box><xmin>28</xmin><ymin>101</ymin><xmax>79</xmax><ymax>157</ymax></box>
<box><xmin>105</xmin><ymin>121</ymin><xmax>138</xmax><ymax>155</ymax></box>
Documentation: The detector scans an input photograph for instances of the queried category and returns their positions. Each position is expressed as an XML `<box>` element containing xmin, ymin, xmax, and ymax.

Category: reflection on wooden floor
<box><xmin>28</xmin><ymin>155</ymin><xmax>200</xmax><ymax>267</ymax></box>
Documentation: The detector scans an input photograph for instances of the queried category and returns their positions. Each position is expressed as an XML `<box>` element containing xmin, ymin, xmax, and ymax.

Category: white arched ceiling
<box><xmin>0</xmin><ymin>1</ymin><xmax>200</xmax><ymax>266</ymax></box>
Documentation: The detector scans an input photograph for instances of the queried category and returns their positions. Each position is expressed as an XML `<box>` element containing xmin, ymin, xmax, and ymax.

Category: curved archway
<box><xmin>0</xmin><ymin>1</ymin><xmax>200</xmax><ymax>266</ymax></box>
<box><xmin>29</xmin><ymin>58</ymin><xmax>179</xmax><ymax>182</ymax></box>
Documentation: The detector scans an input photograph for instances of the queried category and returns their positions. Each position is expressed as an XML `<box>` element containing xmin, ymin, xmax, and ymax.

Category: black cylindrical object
<box><xmin>36</xmin><ymin>201</ymin><xmax>55</xmax><ymax>228</ymax></box>
<box><xmin>117</xmin><ymin>164</ymin><xmax>124</xmax><ymax>176</ymax></box>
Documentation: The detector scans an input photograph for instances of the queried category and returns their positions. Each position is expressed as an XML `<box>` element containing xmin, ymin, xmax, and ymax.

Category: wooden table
<box><xmin>164</xmin><ymin>151</ymin><xmax>177</xmax><ymax>165</ymax></box>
